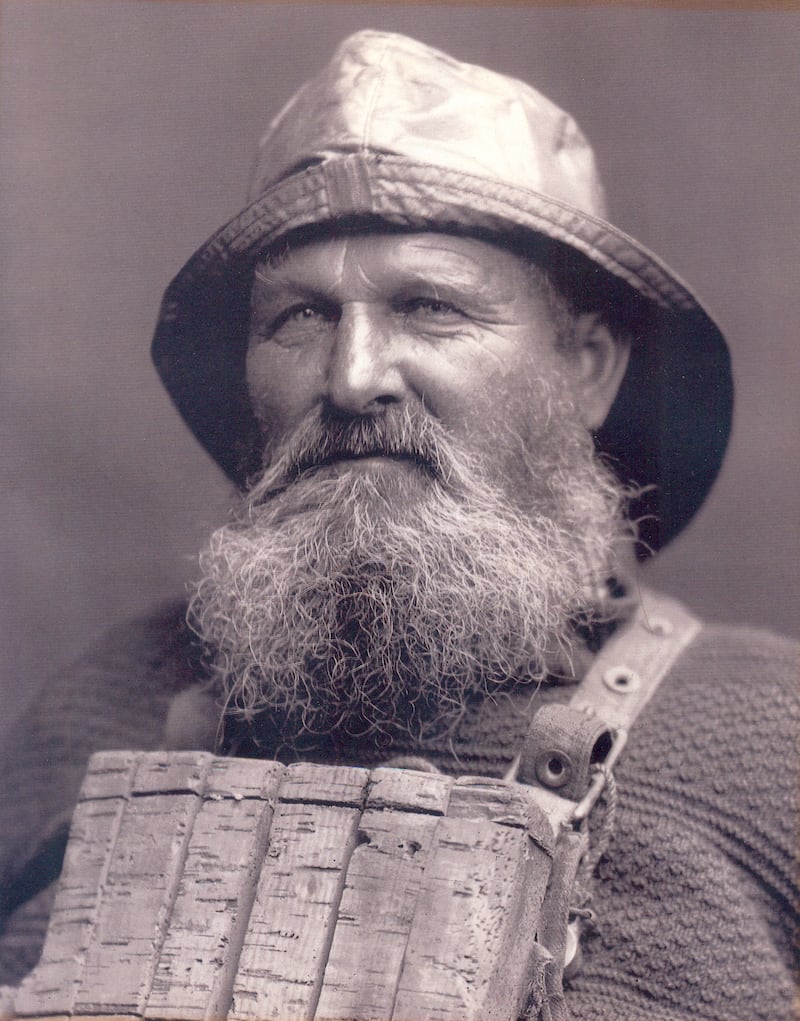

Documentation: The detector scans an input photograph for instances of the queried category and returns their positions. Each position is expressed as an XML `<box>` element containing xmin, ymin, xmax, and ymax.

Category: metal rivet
<box><xmin>644</xmin><ymin>615</ymin><xmax>674</xmax><ymax>637</ymax></box>
<box><xmin>602</xmin><ymin>665</ymin><xmax>641</xmax><ymax>693</ymax></box>
<box><xmin>534</xmin><ymin>750</ymin><xmax>572</xmax><ymax>789</ymax></box>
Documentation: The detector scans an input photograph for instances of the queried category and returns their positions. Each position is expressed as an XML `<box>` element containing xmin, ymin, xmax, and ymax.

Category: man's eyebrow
<box><xmin>252</xmin><ymin>243</ymin><xmax>308</xmax><ymax>284</ymax></box>
<box><xmin>251</xmin><ymin>262</ymin><xmax>322</xmax><ymax>296</ymax></box>
<box><xmin>387</xmin><ymin>266</ymin><xmax>512</xmax><ymax>308</ymax></box>
<box><xmin>256</xmin><ymin>241</ymin><xmax>295</xmax><ymax>270</ymax></box>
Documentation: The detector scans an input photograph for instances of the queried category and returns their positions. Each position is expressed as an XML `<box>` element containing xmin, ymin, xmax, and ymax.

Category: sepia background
<box><xmin>2</xmin><ymin>1</ymin><xmax>798</xmax><ymax>732</ymax></box>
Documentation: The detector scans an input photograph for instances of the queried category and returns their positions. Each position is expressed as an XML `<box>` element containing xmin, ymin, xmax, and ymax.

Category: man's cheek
<box><xmin>247</xmin><ymin>350</ymin><xmax>323</xmax><ymax>430</ymax></box>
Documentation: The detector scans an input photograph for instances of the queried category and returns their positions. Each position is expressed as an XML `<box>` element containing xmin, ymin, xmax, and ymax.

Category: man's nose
<box><xmin>326</xmin><ymin>304</ymin><xmax>407</xmax><ymax>415</ymax></box>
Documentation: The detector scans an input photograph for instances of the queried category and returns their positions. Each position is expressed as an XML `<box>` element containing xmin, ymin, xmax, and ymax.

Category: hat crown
<box><xmin>248</xmin><ymin>30</ymin><xmax>607</xmax><ymax>218</ymax></box>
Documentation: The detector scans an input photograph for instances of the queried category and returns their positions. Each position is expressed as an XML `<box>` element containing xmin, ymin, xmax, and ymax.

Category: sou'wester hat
<box><xmin>152</xmin><ymin>30</ymin><xmax>732</xmax><ymax>556</ymax></box>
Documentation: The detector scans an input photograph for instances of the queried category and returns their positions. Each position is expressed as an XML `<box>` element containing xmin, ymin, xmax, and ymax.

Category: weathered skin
<box><xmin>247</xmin><ymin>231</ymin><xmax>629</xmax><ymax>503</ymax></box>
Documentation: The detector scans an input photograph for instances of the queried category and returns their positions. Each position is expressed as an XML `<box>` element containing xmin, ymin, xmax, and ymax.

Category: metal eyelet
<box><xmin>602</xmin><ymin>665</ymin><xmax>641</xmax><ymax>694</ymax></box>
<box><xmin>534</xmin><ymin>749</ymin><xmax>572</xmax><ymax>789</ymax></box>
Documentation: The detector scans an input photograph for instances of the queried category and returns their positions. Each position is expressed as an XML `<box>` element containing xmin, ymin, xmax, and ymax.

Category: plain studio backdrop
<box><xmin>1</xmin><ymin>2</ymin><xmax>798</xmax><ymax>733</ymax></box>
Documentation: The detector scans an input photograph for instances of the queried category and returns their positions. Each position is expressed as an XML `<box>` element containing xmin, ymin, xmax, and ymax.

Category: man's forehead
<box><xmin>252</xmin><ymin>229</ymin><xmax>541</xmax><ymax>303</ymax></box>
<box><xmin>259</xmin><ymin>227</ymin><xmax>512</xmax><ymax>267</ymax></box>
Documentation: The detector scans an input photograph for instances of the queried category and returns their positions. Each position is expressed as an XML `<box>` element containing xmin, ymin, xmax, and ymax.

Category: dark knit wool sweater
<box><xmin>0</xmin><ymin>597</ymin><xmax>797</xmax><ymax>1020</ymax></box>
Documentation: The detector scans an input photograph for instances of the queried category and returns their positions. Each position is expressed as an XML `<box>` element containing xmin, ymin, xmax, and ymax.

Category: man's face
<box><xmin>191</xmin><ymin>230</ymin><xmax>627</xmax><ymax>749</ymax></box>
<box><xmin>246</xmin><ymin>232</ymin><xmax>572</xmax><ymax>503</ymax></box>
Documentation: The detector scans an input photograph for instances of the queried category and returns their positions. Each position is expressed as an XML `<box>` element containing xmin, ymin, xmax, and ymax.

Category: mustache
<box><xmin>251</xmin><ymin>406</ymin><xmax>456</xmax><ymax>502</ymax></box>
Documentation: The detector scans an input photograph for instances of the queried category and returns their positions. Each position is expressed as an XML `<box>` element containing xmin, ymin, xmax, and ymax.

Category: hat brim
<box><xmin>152</xmin><ymin>153</ymin><xmax>732</xmax><ymax>556</ymax></box>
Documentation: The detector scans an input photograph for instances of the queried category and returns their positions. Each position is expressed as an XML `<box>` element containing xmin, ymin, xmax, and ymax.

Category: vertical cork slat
<box><xmin>313</xmin><ymin>808</ymin><xmax>440</xmax><ymax>1021</ymax></box>
<box><xmin>391</xmin><ymin>814</ymin><xmax>550</xmax><ymax>1021</ymax></box>
<box><xmin>71</xmin><ymin>755</ymin><xmax>211</xmax><ymax>1016</ymax></box>
<box><xmin>144</xmin><ymin>759</ymin><xmax>284</xmax><ymax>1021</ymax></box>
<box><xmin>229</xmin><ymin>801</ymin><xmax>363</xmax><ymax>1021</ymax></box>
<box><xmin>12</xmin><ymin>753</ymin><xmax>139</xmax><ymax>1017</ymax></box>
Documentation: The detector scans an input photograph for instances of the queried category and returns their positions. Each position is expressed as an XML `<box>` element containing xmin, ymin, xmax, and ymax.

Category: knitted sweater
<box><xmin>0</xmin><ymin>598</ymin><xmax>797</xmax><ymax>1020</ymax></box>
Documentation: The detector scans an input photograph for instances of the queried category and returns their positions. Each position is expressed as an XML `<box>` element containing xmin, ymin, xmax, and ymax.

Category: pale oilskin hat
<box><xmin>152</xmin><ymin>30</ymin><xmax>732</xmax><ymax>555</ymax></box>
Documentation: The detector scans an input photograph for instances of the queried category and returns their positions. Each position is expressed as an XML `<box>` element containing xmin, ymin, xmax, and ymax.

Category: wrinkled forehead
<box><xmin>257</xmin><ymin>222</ymin><xmax>527</xmax><ymax>269</ymax></box>
<box><xmin>251</xmin><ymin>224</ymin><xmax>556</xmax><ymax>310</ymax></box>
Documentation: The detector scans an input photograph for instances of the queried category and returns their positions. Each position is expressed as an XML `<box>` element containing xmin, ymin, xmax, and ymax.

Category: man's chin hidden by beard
<box><xmin>188</xmin><ymin>400</ymin><xmax>630</xmax><ymax>751</ymax></box>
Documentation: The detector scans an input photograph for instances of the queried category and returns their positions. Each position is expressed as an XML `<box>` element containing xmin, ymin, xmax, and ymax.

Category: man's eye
<box><xmin>260</xmin><ymin>303</ymin><xmax>336</xmax><ymax>345</ymax></box>
<box><xmin>400</xmin><ymin>297</ymin><xmax>464</xmax><ymax>319</ymax></box>
<box><xmin>276</xmin><ymin>305</ymin><xmax>328</xmax><ymax>328</ymax></box>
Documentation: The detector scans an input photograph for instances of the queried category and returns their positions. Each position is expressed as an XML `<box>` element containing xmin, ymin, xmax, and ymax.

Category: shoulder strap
<box><xmin>511</xmin><ymin>589</ymin><xmax>702</xmax><ymax>1014</ymax></box>
<box><xmin>510</xmin><ymin>588</ymin><xmax>700</xmax><ymax>820</ymax></box>
<box><xmin>569</xmin><ymin>586</ymin><xmax>700</xmax><ymax>731</ymax></box>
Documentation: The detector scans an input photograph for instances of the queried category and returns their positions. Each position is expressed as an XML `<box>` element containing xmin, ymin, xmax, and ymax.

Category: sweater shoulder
<box><xmin>2</xmin><ymin>596</ymin><xmax>200</xmax><ymax>751</ymax></box>
<box><xmin>670</xmin><ymin>619</ymin><xmax>799</xmax><ymax>716</ymax></box>
<box><xmin>625</xmin><ymin>617</ymin><xmax>799</xmax><ymax>912</ymax></box>
<box><xmin>581</xmin><ymin>618</ymin><xmax>799</xmax><ymax>1018</ymax></box>
<box><xmin>0</xmin><ymin>598</ymin><xmax>203</xmax><ymax>889</ymax></box>
<box><xmin>685</xmin><ymin>618</ymin><xmax>799</xmax><ymax>666</ymax></box>
<box><xmin>71</xmin><ymin>596</ymin><xmax>201</xmax><ymax>696</ymax></box>
<box><xmin>633</xmin><ymin>617</ymin><xmax>799</xmax><ymax>791</ymax></box>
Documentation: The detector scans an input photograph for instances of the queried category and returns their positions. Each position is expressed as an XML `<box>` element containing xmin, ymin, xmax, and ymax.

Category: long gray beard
<box><xmin>189</xmin><ymin>400</ymin><xmax>629</xmax><ymax>744</ymax></box>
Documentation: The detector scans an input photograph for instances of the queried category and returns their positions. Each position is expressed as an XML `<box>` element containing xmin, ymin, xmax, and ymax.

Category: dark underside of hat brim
<box><xmin>151</xmin><ymin>156</ymin><xmax>733</xmax><ymax>556</ymax></box>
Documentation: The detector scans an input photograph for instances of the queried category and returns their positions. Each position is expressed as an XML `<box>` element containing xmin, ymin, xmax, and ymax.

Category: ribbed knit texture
<box><xmin>0</xmin><ymin>602</ymin><xmax>797</xmax><ymax>1019</ymax></box>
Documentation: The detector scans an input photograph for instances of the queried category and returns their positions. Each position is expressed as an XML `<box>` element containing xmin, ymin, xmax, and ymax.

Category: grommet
<box><xmin>534</xmin><ymin>749</ymin><xmax>573</xmax><ymax>789</ymax></box>
<box><xmin>602</xmin><ymin>665</ymin><xmax>641</xmax><ymax>694</ymax></box>
<box><xmin>644</xmin><ymin>614</ymin><xmax>674</xmax><ymax>637</ymax></box>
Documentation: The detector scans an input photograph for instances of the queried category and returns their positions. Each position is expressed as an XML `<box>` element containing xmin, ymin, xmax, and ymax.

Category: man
<box><xmin>0</xmin><ymin>31</ymin><xmax>796</xmax><ymax>1020</ymax></box>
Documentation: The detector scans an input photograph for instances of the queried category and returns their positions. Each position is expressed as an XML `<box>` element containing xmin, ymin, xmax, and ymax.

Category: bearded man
<box><xmin>0</xmin><ymin>31</ymin><xmax>797</xmax><ymax>1021</ymax></box>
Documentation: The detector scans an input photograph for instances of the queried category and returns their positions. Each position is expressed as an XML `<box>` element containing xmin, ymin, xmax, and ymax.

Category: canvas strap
<box><xmin>511</xmin><ymin>587</ymin><xmax>700</xmax><ymax>807</ymax></box>
<box><xmin>569</xmin><ymin>586</ymin><xmax>701</xmax><ymax>730</ymax></box>
<box><xmin>511</xmin><ymin>588</ymin><xmax>701</xmax><ymax>1020</ymax></box>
